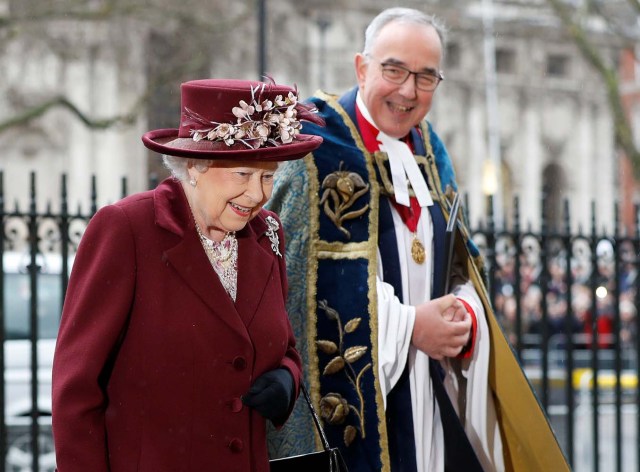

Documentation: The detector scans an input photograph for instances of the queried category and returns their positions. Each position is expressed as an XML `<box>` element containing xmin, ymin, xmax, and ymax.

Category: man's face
<box><xmin>356</xmin><ymin>21</ymin><xmax>443</xmax><ymax>139</ymax></box>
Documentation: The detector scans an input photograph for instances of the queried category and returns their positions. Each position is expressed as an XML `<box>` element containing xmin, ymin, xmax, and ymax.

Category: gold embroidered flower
<box><xmin>316</xmin><ymin>300</ymin><xmax>371</xmax><ymax>446</ymax></box>
<box><xmin>320</xmin><ymin>393</ymin><xmax>349</xmax><ymax>425</ymax></box>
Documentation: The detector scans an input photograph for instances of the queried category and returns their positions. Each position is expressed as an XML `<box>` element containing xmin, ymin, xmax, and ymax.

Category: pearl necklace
<box><xmin>195</xmin><ymin>223</ymin><xmax>238</xmax><ymax>301</ymax></box>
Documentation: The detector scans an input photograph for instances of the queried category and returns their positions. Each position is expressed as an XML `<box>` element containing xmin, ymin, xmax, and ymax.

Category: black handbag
<box><xmin>269</xmin><ymin>384</ymin><xmax>348</xmax><ymax>472</ymax></box>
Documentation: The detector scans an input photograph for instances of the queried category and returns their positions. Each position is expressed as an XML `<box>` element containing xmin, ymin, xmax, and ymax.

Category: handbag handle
<box><xmin>300</xmin><ymin>383</ymin><xmax>332</xmax><ymax>452</ymax></box>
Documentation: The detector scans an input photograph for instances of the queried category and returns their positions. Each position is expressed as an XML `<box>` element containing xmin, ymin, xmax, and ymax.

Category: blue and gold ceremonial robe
<box><xmin>267</xmin><ymin>87</ymin><xmax>569</xmax><ymax>472</ymax></box>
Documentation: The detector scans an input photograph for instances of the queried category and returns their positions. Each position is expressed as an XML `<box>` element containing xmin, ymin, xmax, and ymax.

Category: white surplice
<box><xmin>376</xmin><ymin>204</ymin><xmax>504</xmax><ymax>472</ymax></box>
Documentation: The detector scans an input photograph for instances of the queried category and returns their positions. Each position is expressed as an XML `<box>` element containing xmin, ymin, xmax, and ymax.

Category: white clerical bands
<box><xmin>356</xmin><ymin>93</ymin><xmax>433</xmax><ymax>208</ymax></box>
<box><xmin>376</xmin><ymin>132</ymin><xmax>433</xmax><ymax>207</ymax></box>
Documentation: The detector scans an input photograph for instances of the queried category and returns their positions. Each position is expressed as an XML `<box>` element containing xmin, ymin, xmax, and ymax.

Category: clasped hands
<box><xmin>411</xmin><ymin>294</ymin><xmax>472</xmax><ymax>360</ymax></box>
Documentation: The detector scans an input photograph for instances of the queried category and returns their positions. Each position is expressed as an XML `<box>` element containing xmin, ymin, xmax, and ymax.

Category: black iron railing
<box><xmin>474</xmin><ymin>195</ymin><xmax>639</xmax><ymax>472</ymax></box>
<box><xmin>0</xmin><ymin>173</ymin><xmax>638</xmax><ymax>471</ymax></box>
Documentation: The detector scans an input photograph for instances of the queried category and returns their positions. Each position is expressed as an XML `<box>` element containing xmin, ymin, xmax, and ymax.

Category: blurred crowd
<box><xmin>489</xmin><ymin>236</ymin><xmax>637</xmax><ymax>353</ymax></box>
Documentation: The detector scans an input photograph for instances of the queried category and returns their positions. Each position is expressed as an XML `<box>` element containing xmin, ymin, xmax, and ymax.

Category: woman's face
<box><xmin>188</xmin><ymin>159</ymin><xmax>278</xmax><ymax>240</ymax></box>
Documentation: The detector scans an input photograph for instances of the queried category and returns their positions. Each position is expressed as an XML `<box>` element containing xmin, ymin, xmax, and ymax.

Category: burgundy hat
<box><xmin>142</xmin><ymin>79</ymin><xmax>324</xmax><ymax>161</ymax></box>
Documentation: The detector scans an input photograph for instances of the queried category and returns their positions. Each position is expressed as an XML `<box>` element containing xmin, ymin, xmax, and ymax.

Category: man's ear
<box><xmin>355</xmin><ymin>53</ymin><xmax>368</xmax><ymax>88</ymax></box>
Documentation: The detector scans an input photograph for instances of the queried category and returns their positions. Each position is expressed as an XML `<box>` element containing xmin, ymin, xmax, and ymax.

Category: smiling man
<box><xmin>355</xmin><ymin>17</ymin><xmax>442</xmax><ymax>140</ymax></box>
<box><xmin>267</xmin><ymin>7</ymin><xmax>568</xmax><ymax>472</ymax></box>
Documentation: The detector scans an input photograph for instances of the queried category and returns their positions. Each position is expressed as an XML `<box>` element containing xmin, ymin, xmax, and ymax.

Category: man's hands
<box><xmin>411</xmin><ymin>294</ymin><xmax>472</xmax><ymax>359</ymax></box>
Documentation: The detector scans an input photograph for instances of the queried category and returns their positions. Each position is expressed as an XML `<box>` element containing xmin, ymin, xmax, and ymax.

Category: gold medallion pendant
<box><xmin>411</xmin><ymin>236</ymin><xmax>425</xmax><ymax>264</ymax></box>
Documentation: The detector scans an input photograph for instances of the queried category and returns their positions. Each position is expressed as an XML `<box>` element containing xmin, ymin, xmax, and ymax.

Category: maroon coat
<box><xmin>52</xmin><ymin>178</ymin><xmax>302</xmax><ymax>472</ymax></box>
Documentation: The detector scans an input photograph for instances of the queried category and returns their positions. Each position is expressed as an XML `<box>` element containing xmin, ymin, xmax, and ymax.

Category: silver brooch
<box><xmin>265</xmin><ymin>215</ymin><xmax>282</xmax><ymax>257</ymax></box>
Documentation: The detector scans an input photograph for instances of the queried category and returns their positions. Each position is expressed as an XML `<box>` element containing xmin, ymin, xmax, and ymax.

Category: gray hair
<box><xmin>162</xmin><ymin>155</ymin><xmax>284</xmax><ymax>182</ymax></box>
<box><xmin>362</xmin><ymin>7</ymin><xmax>447</xmax><ymax>56</ymax></box>
<box><xmin>162</xmin><ymin>155</ymin><xmax>213</xmax><ymax>181</ymax></box>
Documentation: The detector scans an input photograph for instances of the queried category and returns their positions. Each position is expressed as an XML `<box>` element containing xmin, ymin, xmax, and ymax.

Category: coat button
<box><xmin>230</xmin><ymin>397</ymin><xmax>243</xmax><ymax>413</ymax></box>
<box><xmin>228</xmin><ymin>438</ymin><xmax>244</xmax><ymax>453</ymax></box>
<box><xmin>232</xmin><ymin>356</ymin><xmax>247</xmax><ymax>370</ymax></box>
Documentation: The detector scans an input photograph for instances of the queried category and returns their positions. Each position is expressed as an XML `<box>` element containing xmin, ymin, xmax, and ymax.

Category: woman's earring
<box><xmin>189</xmin><ymin>177</ymin><xmax>197</xmax><ymax>187</ymax></box>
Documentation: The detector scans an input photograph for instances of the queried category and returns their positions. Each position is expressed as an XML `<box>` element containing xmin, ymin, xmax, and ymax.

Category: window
<box><xmin>5</xmin><ymin>273</ymin><xmax>62</xmax><ymax>340</ymax></box>
<box><xmin>546</xmin><ymin>54</ymin><xmax>570</xmax><ymax>78</ymax></box>
<box><xmin>3</xmin><ymin>252</ymin><xmax>69</xmax><ymax>341</ymax></box>
<box><xmin>635</xmin><ymin>45</ymin><xmax>640</xmax><ymax>84</ymax></box>
<box><xmin>445</xmin><ymin>42</ymin><xmax>461</xmax><ymax>69</ymax></box>
<box><xmin>495</xmin><ymin>48</ymin><xmax>516</xmax><ymax>74</ymax></box>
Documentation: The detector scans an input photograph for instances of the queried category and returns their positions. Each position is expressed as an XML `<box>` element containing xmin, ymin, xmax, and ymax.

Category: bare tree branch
<box><xmin>586</xmin><ymin>0</ymin><xmax>640</xmax><ymax>42</ymax></box>
<box><xmin>0</xmin><ymin>0</ymin><xmax>249</xmax><ymax>31</ymax></box>
<box><xmin>0</xmin><ymin>0</ymin><xmax>250</xmax><ymax>136</ymax></box>
<box><xmin>627</xmin><ymin>0</ymin><xmax>640</xmax><ymax>13</ymax></box>
<box><xmin>546</xmin><ymin>0</ymin><xmax>640</xmax><ymax>178</ymax></box>
<box><xmin>0</xmin><ymin>96</ymin><xmax>138</xmax><ymax>134</ymax></box>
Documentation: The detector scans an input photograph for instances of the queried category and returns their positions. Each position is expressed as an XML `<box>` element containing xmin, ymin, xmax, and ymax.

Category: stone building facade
<box><xmin>0</xmin><ymin>13</ymin><xmax>149</xmax><ymax>212</ymax></box>
<box><xmin>0</xmin><ymin>0</ymin><xmax>635</xmax><ymax>232</ymax></box>
<box><xmin>283</xmin><ymin>0</ymin><xmax>625</xmax><ymax>231</ymax></box>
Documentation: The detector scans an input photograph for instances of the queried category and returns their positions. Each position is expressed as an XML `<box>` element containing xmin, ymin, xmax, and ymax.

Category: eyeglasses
<box><xmin>368</xmin><ymin>56</ymin><xmax>444</xmax><ymax>92</ymax></box>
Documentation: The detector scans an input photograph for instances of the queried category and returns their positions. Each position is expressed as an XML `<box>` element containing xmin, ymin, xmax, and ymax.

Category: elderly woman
<box><xmin>51</xmin><ymin>79</ymin><xmax>323</xmax><ymax>472</ymax></box>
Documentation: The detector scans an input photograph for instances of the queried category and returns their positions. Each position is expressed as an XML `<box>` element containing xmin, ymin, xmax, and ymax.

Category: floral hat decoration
<box><xmin>142</xmin><ymin>78</ymin><xmax>324</xmax><ymax>161</ymax></box>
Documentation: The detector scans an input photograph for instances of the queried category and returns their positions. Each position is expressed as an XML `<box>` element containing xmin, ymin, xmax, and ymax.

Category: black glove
<box><xmin>242</xmin><ymin>368</ymin><xmax>294</xmax><ymax>422</ymax></box>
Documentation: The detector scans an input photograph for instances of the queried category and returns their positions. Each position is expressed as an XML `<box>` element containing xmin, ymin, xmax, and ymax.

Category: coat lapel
<box><xmin>154</xmin><ymin>178</ymin><xmax>275</xmax><ymax>336</ymax></box>
<box><xmin>235</xmin><ymin>215</ymin><xmax>275</xmax><ymax>327</ymax></box>
<box><xmin>155</xmin><ymin>179</ymin><xmax>246</xmax><ymax>337</ymax></box>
